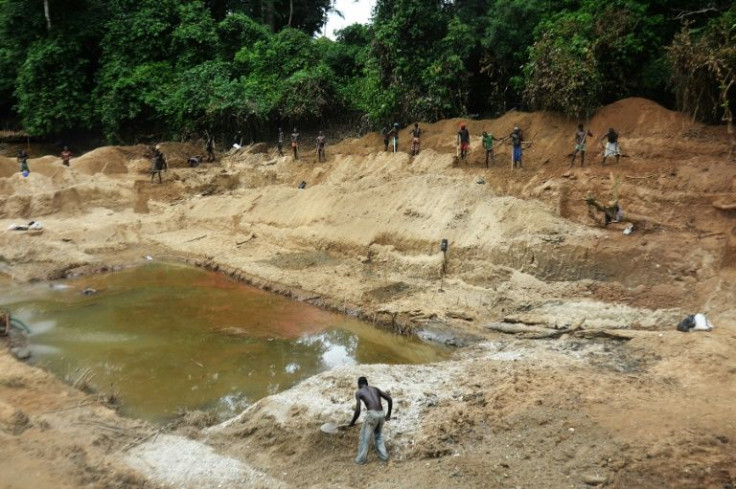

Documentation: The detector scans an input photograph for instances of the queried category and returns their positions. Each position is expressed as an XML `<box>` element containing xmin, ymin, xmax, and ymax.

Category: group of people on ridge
<box><xmin>15</xmin><ymin>122</ymin><xmax>621</xmax><ymax>183</ymax></box>
<box><xmin>276</xmin><ymin>127</ymin><xmax>327</xmax><ymax>162</ymax></box>
<box><xmin>379</xmin><ymin>121</ymin><xmax>621</xmax><ymax>169</ymax></box>
<box><xmin>570</xmin><ymin>125</ymin><xmax>621</xmax><ymax>167</ymax></box>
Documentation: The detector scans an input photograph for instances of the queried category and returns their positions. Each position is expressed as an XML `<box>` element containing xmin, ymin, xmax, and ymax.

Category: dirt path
<box><xmin>1</xmin><ymin>98</ymin><xmax>735</xmax><ymax>488</ymax></box>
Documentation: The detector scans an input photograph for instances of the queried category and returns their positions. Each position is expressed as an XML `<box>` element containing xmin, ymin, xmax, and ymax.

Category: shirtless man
<box><xmin>457</xmin><ymin>123</ymin><xmax>470</xmax><ymax>160</ymax></box>
<box><xmin>291</xmin><ymin>128</ymin><xmax>300</xmax><ymax>160</ymax></box>
<box><xmin>349</xmin><ymin>376</ymin><xmax>393</xmax><ymax>465</ymax></box>
<box><xmin>409</xmin><ymin>123</ymin><xmax>421</xmax><ymax>156</ymax></box>
<box><xmin>277</xmin><ymin>128</ymin><xmax>284</xmax><ymax>157</ymax></box>
<box><xmin>570</xmin><ymin>123</ymin><xmax>593</xmax><ymax>167</ymax></box>
<box><xmin>316</xmin><ymin>131</ymin><xmax>327</xmax><ymax>162</ymax></box>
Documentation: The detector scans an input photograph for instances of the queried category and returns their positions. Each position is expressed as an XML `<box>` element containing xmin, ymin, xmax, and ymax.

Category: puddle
<box><xmin>0</xmin><ymin>263</ymin><xmax>448</xmax><ymax>422</ymax></box>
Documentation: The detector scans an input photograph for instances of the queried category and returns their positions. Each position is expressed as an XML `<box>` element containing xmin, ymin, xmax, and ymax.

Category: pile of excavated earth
<box><xmin>0</xmin><ymin>98</ymin><xmax>735</xmax><ymax>489</ymax></box>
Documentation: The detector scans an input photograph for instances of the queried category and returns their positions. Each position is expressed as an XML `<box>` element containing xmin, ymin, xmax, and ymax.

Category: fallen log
<box><xmin>485</xmin><ymin>322</ymin><xmax>570</xmax><ymax>339</ymax></box>
<box><xmin>485</xmin><ymin>321</ymin><xmax>640</xmax><ymax>341</ymax></box>
<box><xmin>485</xmin><ymin>322</ymin><xmax>552</xmax><ymax>335</ymax></box>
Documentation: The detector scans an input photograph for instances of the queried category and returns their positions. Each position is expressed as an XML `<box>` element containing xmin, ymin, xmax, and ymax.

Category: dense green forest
<box><xmin>0</xmin><ymin>0</ymin><xmax>733</xmax><ymax>143</ymax></box>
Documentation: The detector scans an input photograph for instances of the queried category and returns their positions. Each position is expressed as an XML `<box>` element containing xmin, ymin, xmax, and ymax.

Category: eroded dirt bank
<box><xmin>1</xmin><ymin>98</ymin><xmax>735</xmax><ymax>488</ymax></box>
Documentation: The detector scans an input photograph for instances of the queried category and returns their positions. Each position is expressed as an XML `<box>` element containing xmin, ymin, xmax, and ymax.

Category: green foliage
<box><xmin>216</xmin><ymin>13</ymin><xmax>269</xmax><ymax>60</ymax></box>
<box><xmin>0</xmin><ymin>0</ymin><xmax>733</xmax><ymax>140</ymax></box>
<box><xmin>667</xmin><ymin>5</ymin><xmax>736</xmax><ymax>122</ymax></box>
<box><xmin>479</xmin><ymin>0</ymin><xmax>550</xmax><ymax>107</ymax></box>
<box><xmin>15</xmin><ymin>40</ymin><xmax>94</xmax><ymax>135</ymax></box>
<box><xmin>94</xmin><ymin>60</ymin><xmax>175</xmax><ymax>140</ymax></box>
<box><xmin>523</xmin><ymin>13</ymin><xmax>602</xmax><ymax>117</ymax></box>
<box><xmin>522</xmin><ymin>0</ymin><xmax>693</xmax><ymax>116</ymax></box>
<box><xmin>236</xmin><ymin>28</ymin><xmax>340</xmax><ymax>122</ymax></box>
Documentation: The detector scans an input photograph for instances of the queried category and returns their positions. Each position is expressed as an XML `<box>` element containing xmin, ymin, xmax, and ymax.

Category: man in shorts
<box><xmin>206</xmin><ymin>135</ymin><xmax>215</xmax><ymax>161</ymax></box>
<box><xmin>570</xmin><ymin>123</ymin><xmax>593</xmax><ymax>167</ymax></box>
<box><xmin>409</xmin><ymin>123</ymin><xmax>421</xmax><ymax>156</ymax></box>
<box><xmin>277</xmin><ymin>128</ymin><xmax>284</xmax><ymax>156</ymax></box>
<box><xmin>150</xmin><ymin>145</ymin><xmax>168</xmax><ymax>183</ymax></box>
<box><xmin>482</xmin><ymin>131</ymin><xmax>495</xmax><ymax>167</ymax></box>
<box><xmin>291</xmin><ymin>128</ymin><xmax>300</xmax><ymax>160</ymax></box>
<box><xmin>17</xmin><ymin>149</ymin><xmax>29</xmax><ymax>175</ymax></box>
<box><xmin>457</xmin><ymin>123</ymin><xmax>470</xmax><ymax>160</ymax></box>
<box><xmin>348</xmin><ymin>376</ymin><xmax>393</xmax><ymax>465</ymax></box>
<box><xmin>508</xmin><ymin>126</ymin><xmax>526</xmax><ymax>169</ymax></box>
<box><xmin>316</xmin><ymin>131</ymin><xmax>327</xmax><ymax>162</ymax></box>
<box><xmin>600</xmin><ymin>128</ymin><xmax>621</xmax><ymax>166</ymax></box>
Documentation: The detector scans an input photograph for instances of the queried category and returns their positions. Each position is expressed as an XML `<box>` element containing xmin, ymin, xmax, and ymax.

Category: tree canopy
<box><xmin>0</xmin><ymin>0</ymin><xmax>732</xmax><ymax>142</ymax></box>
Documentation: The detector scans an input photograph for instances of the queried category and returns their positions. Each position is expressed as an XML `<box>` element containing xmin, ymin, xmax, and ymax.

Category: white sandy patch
<box><xmin>125</xmin><ymin>434</ymin><xmax>288</xmax><ymax>489</ymax></box>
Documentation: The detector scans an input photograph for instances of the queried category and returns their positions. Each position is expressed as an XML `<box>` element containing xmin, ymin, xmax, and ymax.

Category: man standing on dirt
<box><xmin>17</xmin><ymin>149</ymin><xmax>29</xmax><ymax>175</ymax></box>
<box><xmin>457</xmin><ymin>123</ymin><xmax>471</xmax><ymax>161</ymax></box>
<box><xmin>60</xmin><ymin>146</ymin><xmax>73</xmax><ymax>167</ymax></box>
<box><xmin>277</xmin><ymin>128</ymin><xmax>285</xmax><ymax>157</ymax></box>
<box><xmin>150</xmin><ymin>145</ymin><xmax>167</xmax><ymax>183</ymax></box>
<box><xmin>381</xmin><ymin>125</ymin><xmax>389</xmax><ymax>152</ymax></box>
<box><xmin>316</xmin><ymin>131</ymin><xmax>327</xmax><ymax>162</ymax></box>
<box><xmin>291</xmin><ymin>128</ymin><xmax>300</xmax><ymax>160</ymax></box>
<box><xmin>570</xmin><ymin>124</ymin><xmax>593</xmax><ymax>167</ymax></box>
<box><xmin>205</xmin><ymin>135</ymin><xmax>215</xmax><ymax>162</ymax></box>
<box><xmin>387</xmin><ymin>123</ymin><xmax>399</xmax><ymax>153</ymax></box>
<box><xmin>600</xmin><ymin>128</ymin><xmax>621</xmax><ymax>166</ymax></box>
<box><xmin>482</xmin><ymin>131</ymin><xmax>495</xmax><ymax>167</ymax></box>
<box><xmin>349</xmin><ymin>376</ymin><xmax>392</xmax><ymax>465</ymax></box>
<box><xmin>507</xmin><ymin>126</ymin><xmax>529</xmax><ymax>169</ymax></box>
<box><xmin>409</xmin><ymin>123</ymin><xmax>421</xmax><ymax>156</ymax></box>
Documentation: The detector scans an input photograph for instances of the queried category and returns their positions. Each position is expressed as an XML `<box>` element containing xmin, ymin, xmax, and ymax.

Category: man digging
<box><xmin>349</xmin><ymin>376</ymin><xmax>392</xmax><ymax>465</ymax></box>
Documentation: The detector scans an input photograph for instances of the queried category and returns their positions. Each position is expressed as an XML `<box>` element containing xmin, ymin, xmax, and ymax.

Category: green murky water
<box><xmin>0</xmin><ymin>264</ymin><xmax>447</xmax><ymax>422</ymax></box>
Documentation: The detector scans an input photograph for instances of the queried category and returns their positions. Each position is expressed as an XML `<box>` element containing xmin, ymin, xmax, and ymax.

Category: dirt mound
<box><xmin>0</xmin><ymin>156</ymin><xmax>18</xmax><ymax>178</ymax></box>
<box><xmin>334</xmin><ymin>98</ymin><xmax>701</xmax><ymax>169</ymax></box>
<box><xmin>590</xmin><ymin>97</ymin><xmax>695</xmax><ymax>138</ymax></box>
<box><xmin>157</xmin><ymin>142</ymin><xmax>205</xmax><ymax>169</ymax></box>
<box><xmin>74</xmin><ymin>147</ymin><xmax>129</xmax><ymax>175</ymax></box>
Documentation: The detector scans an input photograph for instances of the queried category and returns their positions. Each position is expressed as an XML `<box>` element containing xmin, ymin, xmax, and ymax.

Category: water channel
<box><xmin>0</xmin><ymin>263</ymin><xmax>447</xmax><ymax>422</ymax></box>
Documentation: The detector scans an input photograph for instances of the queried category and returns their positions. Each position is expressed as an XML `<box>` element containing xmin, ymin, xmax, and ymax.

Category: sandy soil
<box><xmin>1</xmin><ymin>98</ymin><xmax>735</xmax><ymax>489</ymax></box>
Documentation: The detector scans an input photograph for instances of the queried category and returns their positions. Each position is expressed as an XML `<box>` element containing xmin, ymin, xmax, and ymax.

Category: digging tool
<box><xmin>320</xmin><ymin>422</ymin><xmax>352</xmax><ymax>434</ymax></box>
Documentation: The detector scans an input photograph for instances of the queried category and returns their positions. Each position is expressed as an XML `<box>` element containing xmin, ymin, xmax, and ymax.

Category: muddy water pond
<box><xmin>0</xmin><ymin>264</ymin><xmax>447</xmax><ymax>422</ymax></box>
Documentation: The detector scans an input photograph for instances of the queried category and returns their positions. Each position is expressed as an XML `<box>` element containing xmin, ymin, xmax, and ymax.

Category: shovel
<box><xmin>320</xmin><ymin>422</ymin><xmax>351</xmax><ymax>434</ymax></box>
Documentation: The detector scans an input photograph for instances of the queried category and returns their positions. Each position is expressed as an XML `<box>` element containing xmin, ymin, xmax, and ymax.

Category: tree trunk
<box><xmin>262</xmin><ymin>0</ymin><xmax>276</xmax><ymax>32</ymax></box>
<box><xmin>43</xmin><ymin>0</ymin><xmax>51</xmax><ymax>31</ymax></box>
<box><xmin>288</xmin><ymin>0</ymin><xmax>293</xmax><ymax>27</ymax></box>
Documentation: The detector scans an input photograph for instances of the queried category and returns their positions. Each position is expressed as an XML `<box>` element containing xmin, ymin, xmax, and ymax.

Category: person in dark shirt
<box><xmin>60</xmin><ymin>146</ymin><xmax>73</xmax><ymax>167</ymax></box>
<box><xmin>600</xmin><ymin>128</ymin><xmax>621</xmax><ymax>166</ymax></box>
<box><xmin>387</xmin><ymin>123</ymin><xmax>399</xmax><ymax>153</ymax></box>
<box><xmin>505</xmin><ymin>126</ymin><xmax>531</xmax><ymax>169</ymax></box>
<box><xmin>205</xmin><ymin>136</ymin><xmax>215</xmax><ymax>161</ymax></box>
<box><xmin>150</xmin><ymin>145</ymin><xmax>168</xmax><ymax>183</ymax></box>
<box><xmin>17</xmin><ymin>149</ymin><xmax>29</xmax><ymax>175</ymax></box>
<box><xmin>457</xmin><ymin>123</ymin><xmax>470</xmax><ymax>160</ymax></box>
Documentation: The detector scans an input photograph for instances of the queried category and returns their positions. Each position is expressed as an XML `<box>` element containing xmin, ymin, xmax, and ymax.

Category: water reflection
<box><xmin>0</xmin><ymin>263</ymin><xmax>447</xmax><ymax>423</ymax></box>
